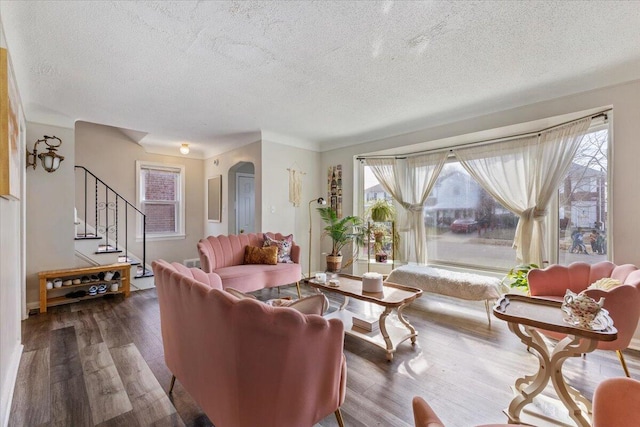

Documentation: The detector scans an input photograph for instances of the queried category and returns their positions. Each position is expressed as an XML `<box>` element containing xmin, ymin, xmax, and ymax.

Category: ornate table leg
<box><xmin>397</xmin><ymin>303</ymin><xmax>418</xmax><ymax>345</ymax></box>
<box><xmin>378</xmin><ymin>307</ymin><xmax>394</xmax><ymax>361</ymax></box>
<box><xmin>505</xmin><ymin>323</ymin><xmax>553</xmax><ymax>424</ymax></box>
<box><xmin>549</xmin><ymin>336</ymin><xmax>598</xmax><ymax>427</ymax></box>
<box><xmin>339</xmin><ymin>295</ymin><xmax>349</xmax><ymax>311</ymax></box>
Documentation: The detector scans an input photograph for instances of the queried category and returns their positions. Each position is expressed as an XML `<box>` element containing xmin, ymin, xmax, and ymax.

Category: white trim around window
<box><xmin>135</xmin><ymin>161</ymin><xmax>186</xmax><ymax>241</ymax></box>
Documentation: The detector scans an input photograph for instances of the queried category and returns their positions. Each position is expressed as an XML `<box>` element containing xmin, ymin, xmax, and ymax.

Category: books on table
<box><xmin>352</xmin><ymin>315</ymin><xmax>380</xmax><ymax>332</ymax></box>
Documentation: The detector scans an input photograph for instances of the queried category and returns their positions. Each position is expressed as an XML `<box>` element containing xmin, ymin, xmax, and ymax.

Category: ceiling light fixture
<box><xmin>180</xmin><ymin>143</ymin><xmax>190</xmax><ymax>155</ymax></box>
<box><xmin>26</xmin><ymin>135</ymin><xmax>65</xmax><ymax>172</ymax></box>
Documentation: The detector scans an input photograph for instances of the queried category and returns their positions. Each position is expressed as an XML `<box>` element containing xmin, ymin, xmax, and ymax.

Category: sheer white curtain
<box><xmin>365</xmin><ymin>152</ymin><xmax>447</xmax><ymax>264</ymax></box>
<box><xmin>453</xmin><ymin>117</ymin><xmax>591</xmax><ymax>265</ymax></box>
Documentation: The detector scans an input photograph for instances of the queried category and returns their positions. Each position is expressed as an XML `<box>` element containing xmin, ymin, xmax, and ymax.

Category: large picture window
<box><xmin>358</xmin><ymin>119</ymin><xmax>610</xmax><ymax>272</ymax></box>
<box><xmin>136</xmin><ymin>161</ymin><xmax>185</xmax><ymax>239</ymax></box>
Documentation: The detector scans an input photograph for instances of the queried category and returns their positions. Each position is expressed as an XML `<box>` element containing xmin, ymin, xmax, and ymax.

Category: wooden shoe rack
<box><xmin>38</xmin><ymin>262</ymin><xmax>131</xmax><ymax>313</ymax></box>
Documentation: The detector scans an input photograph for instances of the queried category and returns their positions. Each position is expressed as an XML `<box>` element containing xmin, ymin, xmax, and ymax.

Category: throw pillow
<box><xmin>587</xmin><ymin>277</ymin><xmax>622</xmax><ymax>291</ymax></box>
<box><xmin>244</xmin><ymin>245</ymin><xmax>278</xmax><ymax>265</ymax></box>
<box><xmin>226</xmin><ymin>288</ymin><xmax>327</xmax><ymax>315</ymax></box>
<box><xmin>263</xmin><ymin>233</ymin><xmax>294</xmax><ymax>263</ymax></box>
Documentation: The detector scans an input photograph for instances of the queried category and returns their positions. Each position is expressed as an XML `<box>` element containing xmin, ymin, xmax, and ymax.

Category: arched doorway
<box><xmin>228</xmin><ymin>162</ymin><xmax>255</xmax><ymax>234</ymax></box>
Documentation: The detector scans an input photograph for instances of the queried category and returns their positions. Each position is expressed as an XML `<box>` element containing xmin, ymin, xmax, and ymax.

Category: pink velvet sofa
<box><xmin>152</xmin><ymin>259</ymin><xmax>347</xmax><ymax>427</ymax></box>
<box><xmin>197</xmin><ymin>232</ymin><xmax>302</xmax><ymax>296</ymax></box>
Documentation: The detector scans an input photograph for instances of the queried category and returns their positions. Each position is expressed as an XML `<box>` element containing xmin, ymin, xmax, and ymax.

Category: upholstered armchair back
<box><xmin>152</xmin><ymin>259</ymin><xmax>346</xmax><ymax>427</ymax></box>
<box><xmin>197</xmin><ymin>232</ymin><xmax>301</xmax><ymax>272</ymax></box>
<box><xmin>528</xmin><ymin>261</ymin><xmax>640</xmax><ymax>298</ymax></box>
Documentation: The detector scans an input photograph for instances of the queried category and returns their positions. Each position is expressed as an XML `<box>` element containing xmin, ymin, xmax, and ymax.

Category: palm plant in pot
<box><xmin>317</xmin><ymin>206</ymin><xmax>363</xmax><ymax>272</ymax></box>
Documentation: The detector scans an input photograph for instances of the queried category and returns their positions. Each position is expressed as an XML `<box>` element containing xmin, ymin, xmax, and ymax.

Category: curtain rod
<box><xmin>356</xmin><ymin>109</ymin><xmax>611</xmax><ymax>161</ymax></box>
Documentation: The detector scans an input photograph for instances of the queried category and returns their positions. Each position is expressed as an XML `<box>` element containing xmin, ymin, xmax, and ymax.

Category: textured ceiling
<box><xmin>2</xmin><ymin>1</ymin><xmax>640</xmax><ymax>158</ymax></box>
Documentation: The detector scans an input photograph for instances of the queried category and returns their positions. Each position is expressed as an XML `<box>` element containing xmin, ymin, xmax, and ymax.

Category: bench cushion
<box><xmin>387</xmin><ymin>265</ymin><xmax>501</xmax><ymax>301</ymax></box>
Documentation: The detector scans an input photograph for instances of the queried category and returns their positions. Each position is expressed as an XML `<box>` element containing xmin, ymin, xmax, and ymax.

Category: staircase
<box><xmin>74</xmin><ymin>166</ymin><xmax>155</xmax><ymax>291</ymax></box>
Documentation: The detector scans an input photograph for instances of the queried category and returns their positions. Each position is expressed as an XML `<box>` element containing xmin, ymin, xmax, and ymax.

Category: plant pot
<box><xmin>375</xmin><ymin>253</ymin><xmax>388</xmax><ymax>263</ymax></box>
<box><xmin>326</xmin><ymin>255</ymin><xmax>343</xmax><ymax>272</ymax></box>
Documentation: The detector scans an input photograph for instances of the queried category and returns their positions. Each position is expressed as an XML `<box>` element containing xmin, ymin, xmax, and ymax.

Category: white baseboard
<box><xmin>1</xmin><ymin>343</ymin><xmax>23</xmax><ymax>427</ymax></box>
<box><xmin>26</xmin><ymin>301</ymin><xmax>39</xmax><ymax>314</ymax></box>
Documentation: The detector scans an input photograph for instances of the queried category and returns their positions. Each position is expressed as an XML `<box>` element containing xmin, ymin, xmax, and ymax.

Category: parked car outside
<box><xmin>450</xmin><ymin>218</ymin><xmax>478</xmax><ymax>233</ymax></box>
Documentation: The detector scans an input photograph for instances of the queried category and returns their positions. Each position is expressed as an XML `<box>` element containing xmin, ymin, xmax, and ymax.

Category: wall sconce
<box><xmin>26</xmin><ymin>135</ymin><xmax>64</xmax><ymax>172</ymax></box>
<box><xmin>180</xmin><ymin>143</ymin><xmax>190</xmax><ymax>155</ymax></box>
<box><xmin>308</xmin><ymin>197</ymin><xmax>327</xmax><ymax>278</ymax></box>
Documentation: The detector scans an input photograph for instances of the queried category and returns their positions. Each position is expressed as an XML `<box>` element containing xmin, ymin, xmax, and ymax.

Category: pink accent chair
<box><xmin>414</xmin><ymin>378</ymin><xmax>640</xmax><ymax>426</ymax></box>
<box><xmin>197</xmin><ymin>232</ymin><xmax>302</xmax><ymax>297</ymax></box>
<box><xmin>592</xmin><ymin>377</ymin><xmax>640</xmax><ymax>426</ymax></box>
<box><xmin>528</xmin><ymin>261</ymin><xmax>640</xmax><ymax>377</ymax></box>
<box><xmin>152</xmin><ymin>259</ymin><xmax>347</xmax><ymax>427</ymax></box>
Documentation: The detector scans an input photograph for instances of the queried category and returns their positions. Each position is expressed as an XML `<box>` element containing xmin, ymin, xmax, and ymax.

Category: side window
<box><xmin>136</xmin><ymin>162</ymin><xmax>185</xmax><ymax>239</ymax></box>
<box><xmin>558</xmin><ymin>128</ymin><xmax>608</xmax><ymax>264</ymax></box>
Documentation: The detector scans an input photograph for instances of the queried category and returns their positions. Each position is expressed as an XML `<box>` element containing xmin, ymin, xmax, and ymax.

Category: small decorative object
<box><xmin>110</xmin><ymin>283</ymin><xmax>119</xmax><ymax>292</ymax></box>
<box><xmin>375</xmin><ymin>253</ymin><xmax>388</xmax><ymax>263</ymax></box>
<box><xmin>46</xmin><ymin>281</ymin><xmax>53</xmax><ymax>290</ymax></box>
<box><xmin>562</xmin><ymin>289</ymin><xmax>605</xmax><ymax>328</ymax></box>
<box><xmin>362</xmin><ymin>272</ymin><xmax>383</xmax><ymax>293</ymax></box>
<box><xmin>315</xmin><ymin>272</ymin><xmax>327</xmax><ymax>283</ymax></box>
<box><xmin>53</xmin><ymin>278</ymin><xmax>63</xmax><ymax>288</ymax></box>
<box><xmin>328</xmin><ymin>278</ymin><xmax>340</xmax><ymax>287</ymax></box>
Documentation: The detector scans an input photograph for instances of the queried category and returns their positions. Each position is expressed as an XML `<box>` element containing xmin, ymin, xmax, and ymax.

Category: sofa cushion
<box><xmin>264</xmin><ymin>233</ymin><xmax>294</xmax><ymax>263</ymax></box>
<box><xmin>214</xmin><ymin>263</ymin><xmax>302</xmax><ymax>293</ymax></box>
<box><xmin>244</xmin><ymin>245</ymin><xmax>278</xmax><ymax>265</ymax></box>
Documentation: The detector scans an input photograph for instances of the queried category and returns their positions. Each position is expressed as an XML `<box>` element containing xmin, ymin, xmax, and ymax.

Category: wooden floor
<box><xmin>10</xmin><ymin>285</ymin><xmax>640</xmax><ymax>427</ymax></box>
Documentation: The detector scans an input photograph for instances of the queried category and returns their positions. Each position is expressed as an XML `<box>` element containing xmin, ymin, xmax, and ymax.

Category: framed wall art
<box><xmin>208</xmin><ymin>175</ymin><xmax>222</xmax><ymax>222</ymax></box>
<box><xmin>327</xmin><ymin>164</ymin><xmax>342</xmax><ymax>218</ymax></box>
<box><xmin>0</xmin><ymin>48</ymin><xmax>22</xmax><ymax>200</ymax></box>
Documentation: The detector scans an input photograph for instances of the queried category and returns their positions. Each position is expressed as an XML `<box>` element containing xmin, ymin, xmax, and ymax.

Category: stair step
<box><xmin>117</xmin><ymin>255</ymin><xmax>140</xmax><ymax>266</ymax></box>
<box><xmin>95</xmin><ymin>244</ymin><xmax>122</xmax><ymax>254</ymax></box>
<box><xmin>135</xmin><ymin>270</ymin><xmax>154</xmax><ymax>279</ymax></box>
<box><xmin>75</xmin><ymin>235</ymin><xmax>102</xmax><ymax>240</ymax></box>
<box><xmin>95</xmin><ymin>249</ymin><xmax>123</xmax><ymax>254</ymax></box>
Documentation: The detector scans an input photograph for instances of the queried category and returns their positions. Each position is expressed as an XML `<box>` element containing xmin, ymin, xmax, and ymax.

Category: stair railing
<box><xmin>75</xmin><ymin>165</ymin><xmax>147</xmax><ymax>276</ymax></box>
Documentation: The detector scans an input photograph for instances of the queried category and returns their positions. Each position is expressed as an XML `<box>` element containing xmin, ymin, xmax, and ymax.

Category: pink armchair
<box><xmin>412</xmin><ymin>396</ymin><xmax>518</xmax><ymax>427</ymax></box>
<box><xmin>152</xmin><ymin>259</ymin><xmax>347</xmax><ymax>427</ymax></box>
<box><xmin>592</xmin><ymin>377</ymin><xmax>640</xmax><ymax>426</ymax></box>
<box><xmin>528</xmin><ymin>261</ymin><xmax>640</xmax><ymax>376</ymax></box>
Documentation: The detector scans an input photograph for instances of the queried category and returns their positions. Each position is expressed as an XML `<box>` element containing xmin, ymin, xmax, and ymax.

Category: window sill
<box><xmin>136</xmin><ymin>233</ymin><xmax>186</xmax><ymax>242</ymax></box>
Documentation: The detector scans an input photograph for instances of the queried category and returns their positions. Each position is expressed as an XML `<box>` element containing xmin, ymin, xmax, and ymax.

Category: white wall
<box><xmin>25</xmin><ymin>122</ymin><xmax>76</xmax><ymax>305</ymax></box>
<box><xmin>0</xmin><ymin>12</ymin><xmax>24</xmax><ymax>426</ymax></box>
<box><xmin>261</xmin><ymin>140</ymin><xmax>322</xmax><ymax>276</ymax></box>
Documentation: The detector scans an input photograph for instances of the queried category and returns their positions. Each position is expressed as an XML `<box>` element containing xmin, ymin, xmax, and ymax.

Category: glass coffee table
<box><xmin>305</xmin><ymin>274</ymin><xmax>423</xmax><ymax>361</ymax></box>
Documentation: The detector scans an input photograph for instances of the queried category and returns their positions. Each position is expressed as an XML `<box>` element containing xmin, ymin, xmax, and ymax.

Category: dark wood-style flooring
<box><xmin>9</xmin><ymin>285</ymin><xmax>640</xmax><ymax>426</ymax></box>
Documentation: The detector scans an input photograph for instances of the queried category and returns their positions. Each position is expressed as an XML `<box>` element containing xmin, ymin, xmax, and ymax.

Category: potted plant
<box><xmin>501</xmin><ymin>263</ymin><xmax>539</xmax><ymax>294</ymax></box>
<box><xmin>317</xmin><ymin>206</ymin><xmax>363</xmax><ymax>272</ymax></box>
<box><xmin>368</xmin><ymin>199</ymin><xmax>396</xmax><ymax>222</ymax></box>
<box><xmin>365</xmin><ymin>199</ymin><xmax>399</xmax><ymax>262</ymax></box>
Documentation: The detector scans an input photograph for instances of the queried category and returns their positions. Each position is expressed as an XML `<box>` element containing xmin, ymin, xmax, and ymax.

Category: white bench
<box><xmin>386</xmin><ymin>265</ymin><xmax>502</xmax><ymax>324</ymax></box>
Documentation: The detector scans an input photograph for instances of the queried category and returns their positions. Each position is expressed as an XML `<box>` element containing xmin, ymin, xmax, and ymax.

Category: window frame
<box><xmin>355</xmin><ymin>116</ymin><xmax>611</xmax><ymax>274</ymax></box>
<box><xmin>136</xmin><ymin>161</ymin><xmax>186</xmax><ymax>241</ymax></box>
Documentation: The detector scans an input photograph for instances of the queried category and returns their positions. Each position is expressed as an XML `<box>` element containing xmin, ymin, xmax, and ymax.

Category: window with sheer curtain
<box><xmin>358</xmin><ymin>118</ymin><xmax>609</xmax><ymax>271</ymax></box>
